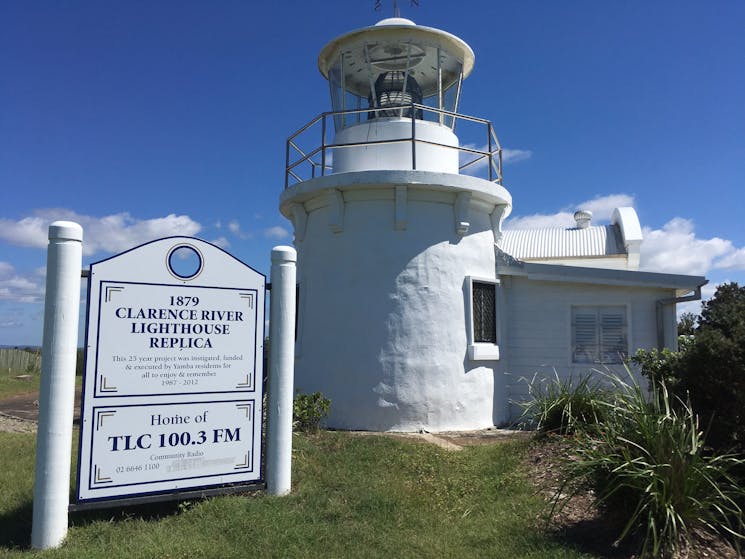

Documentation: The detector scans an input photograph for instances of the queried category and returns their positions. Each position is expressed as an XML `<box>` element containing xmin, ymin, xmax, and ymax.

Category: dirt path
<box><xmin>0</xmin><ymin>389</ymin><xmax>82</xmax><ymax>433</ymax></box>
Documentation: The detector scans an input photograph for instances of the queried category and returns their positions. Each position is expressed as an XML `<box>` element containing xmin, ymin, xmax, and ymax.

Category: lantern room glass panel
<box><xmin>326</xmin><ymin>40</ymin><xmax>465</xmax><ymax>132</ymax></box>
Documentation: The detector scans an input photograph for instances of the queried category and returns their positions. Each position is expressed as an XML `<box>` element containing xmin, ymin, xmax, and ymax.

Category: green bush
<box><xmin>517</xmin><ymin>371</ymin><xmax>610</xmax><ymax>435</ymax></box>
<box><xmin>629</xmin><ymin>336</ymin><xmax>692</xmax><ymax>391</ymax></box>
<box><xmin>632</xmin><ymin>283</ymin><xmax>745</xmax><ymax>454</ymax></box>
<box><xmin>293</xmin><ymin>391</ymin><xmax>330</xmax><ymax>433</ymax></box>
<box><xmin>677</xmin><ymin>283</ymin><xmax>745</xmax><ymax>452</ymax></box>
<box><xmin>553</xmin><ymin>370</ymin><xmax>745</xmax><ymax>558</ymax></box>
<box><xmin>677</xmin><ymin>311</ymin><xmax>697</xmax><ymax>336</ymax></box>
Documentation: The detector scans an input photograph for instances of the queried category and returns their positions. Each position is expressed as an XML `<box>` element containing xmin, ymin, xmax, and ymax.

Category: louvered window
<box><xmin>572</xmin><ymin>306</ymin><xmax>627</xmax><ymax>364</ymax></box>
<box><xmin>473</xmin><ymin>281</ymin><xmax>496</xmax><ymax>343</ymax></box>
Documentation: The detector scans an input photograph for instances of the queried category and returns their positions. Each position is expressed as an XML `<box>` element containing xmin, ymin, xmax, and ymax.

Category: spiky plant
<box><xmin>517</xmin><ymin>371</ymin><xmax>610</xmax><ymax>435</ymax></box>
<box><xmin>554</xmin><ymin>370</ymin><xmax>745</xmax><ymax>558</ymax></box>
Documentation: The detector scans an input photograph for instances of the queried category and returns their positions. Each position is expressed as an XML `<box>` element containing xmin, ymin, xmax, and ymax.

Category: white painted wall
<box><xmin>332</xmin><ymin>119</ymin><xmax>459</xmax><ymax>175</ymax></box>
<box><xmin>291</xmin><ymin>185</ymin><xmax>505</xmax><ymax>432</ymax></box>
<box><xmin>612</xmin><ymin>207</ymin><xmax>642</xmax><ymax>270</ymax></box>
<box><xmin>499</xmin><ymin>276</ymin><xmax>678</xmax><ymax>420</ymax></box>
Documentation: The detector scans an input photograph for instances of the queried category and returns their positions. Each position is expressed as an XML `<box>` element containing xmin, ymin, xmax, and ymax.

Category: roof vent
<box><xmin>573</xmin><ymin>210</ymin><xmax>593</xmax><ymax>229</ymax></box>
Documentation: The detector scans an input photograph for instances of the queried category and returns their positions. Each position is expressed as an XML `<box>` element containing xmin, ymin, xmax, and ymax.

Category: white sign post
<box><xmin>76</xmin><ymin>237</ymin><xmax>265</xmax><ymax>504</ymax></box>
<box><xmin>266</xmin><ymin>246</ymin><xmax>296</xmax><ymax>495</ymax></box>
<box><xmin>32</xmin><ymin>221</ymin><xmax>83</xmax><ymax>549</ymax></box>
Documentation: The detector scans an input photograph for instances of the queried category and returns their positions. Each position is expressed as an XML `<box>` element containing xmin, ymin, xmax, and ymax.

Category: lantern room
<box><xmin>318</xmin><ymin>17</ymin><xmax>474</xmax><ymax>131</ymax></box>
<box><xmin>316</xmin><ymin>17</ymin><xmax>476</xmax><ymax>175</ymax></box>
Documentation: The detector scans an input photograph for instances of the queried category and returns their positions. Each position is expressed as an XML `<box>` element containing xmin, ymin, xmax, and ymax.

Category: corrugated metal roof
<box><xmin>498</xmin><ymin>224</ymin><xmax>625</xmax><ymax>260</ymax></box>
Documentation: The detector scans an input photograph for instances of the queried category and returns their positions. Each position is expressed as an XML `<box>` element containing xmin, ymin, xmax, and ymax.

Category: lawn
<box><xmin>0</xmin><ymin>430</ymin><xmax>602</xmax><ymax>559</ymax></box>
<box><xmin>0</xmin><ymin>372</ymin><xmax>42</xmax><ymax>399</ymax></box>
<box><xmin>0</xmin><ymin>372</ymin><xmax>82</xmax><ymax>400</ymax></box>
<box><xmin>0</xmin><ymin>348</ymin><xmax>83</xmax><ymax>399</ymax></box>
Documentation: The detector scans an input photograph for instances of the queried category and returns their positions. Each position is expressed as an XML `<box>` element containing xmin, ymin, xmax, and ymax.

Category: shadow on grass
<box><xmin>0</xmin><ymin>500</ymin><xmax>33</xmax><ymax>549</ymax></box>
<box><xmin>548</xmin><ymin>516</ymin><xmax>637</xmax><ymax>559</ymax></box>
<box><xmin>68</xmin><ymin>499</ymin><xmax>184</xmax><ymax>527</ymax></box>
<box><xmin>0</xmin><ymin>497</ymin><xmax>186</xmax><ymax>551</ymax></box>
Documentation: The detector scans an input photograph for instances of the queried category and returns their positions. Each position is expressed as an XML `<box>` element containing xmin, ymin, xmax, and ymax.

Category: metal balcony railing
<box><xmin>285</xmin><ymin>104</ymin><xmax>503</xmax><ymax>189</ymax></box>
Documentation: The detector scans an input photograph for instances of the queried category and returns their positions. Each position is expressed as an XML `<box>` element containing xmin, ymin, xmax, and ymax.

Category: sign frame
<box><xmin>75</xmin><ymin>237</ymin><xmax>266</xmax><ymax>507</ymax></box>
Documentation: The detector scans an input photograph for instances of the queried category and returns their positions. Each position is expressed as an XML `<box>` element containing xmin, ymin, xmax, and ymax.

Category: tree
<box><xmin>632</xmin><ymin>284</ymin><xmax>745</xmax><ymax>452</ymax></box>
<box><xmin>698</xmin><ymin>282</ymin><xmax>745</xmax><ymax>338</ymax></box>
<box><xmin>677</xmin><ymin>312</ymin><xmax>697</xmax><ymax>336</ymax></box>
<box><xmin>678</xmin><ymin>283</ymin><xmax>745</xmax><ymax>452</ymax></box>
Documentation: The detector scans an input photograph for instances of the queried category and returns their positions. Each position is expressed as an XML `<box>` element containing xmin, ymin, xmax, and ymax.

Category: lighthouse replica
<box><xmin>280</xmin><ymin>17</ymin><xmax>512</xmax><ymax>432</ymax></box>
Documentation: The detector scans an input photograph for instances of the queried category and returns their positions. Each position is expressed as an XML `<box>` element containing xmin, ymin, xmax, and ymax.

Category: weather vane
<box><xmin>374</xmin><ymin>0</ymin><xmax>419</xmax><ymax>17</ymax></box>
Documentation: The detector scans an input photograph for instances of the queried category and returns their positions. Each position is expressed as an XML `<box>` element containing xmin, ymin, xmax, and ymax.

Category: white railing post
<box><xmin>266</xmin><ymin>246</ymin><xmax>296</xmax><ymax>496</ymax></box>
<box><xmin>31</xmin><ymin>221</ymin><xmax>83</xmax><ymax>549</ymax></box>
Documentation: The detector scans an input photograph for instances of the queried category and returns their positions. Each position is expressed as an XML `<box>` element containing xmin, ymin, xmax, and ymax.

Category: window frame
<box><xmin>571</xmin><ymin>305</ymin><xmax>629</xmax><ymax>365</ymax></box>
<box><xmin>465</xmin><ymin>276</ymin><xmax>500</xmax><ymax>361</ymax></box>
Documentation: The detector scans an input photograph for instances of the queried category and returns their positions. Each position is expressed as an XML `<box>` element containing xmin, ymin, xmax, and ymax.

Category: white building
<box><xmin>280</xmin><ymin>17</ymin><xmax>706</xmax><ymax>432</ymax></box>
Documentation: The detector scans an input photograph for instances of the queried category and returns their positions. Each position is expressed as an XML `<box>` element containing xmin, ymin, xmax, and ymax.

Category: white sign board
<box><xmin>77</xmin><ymin>237</ymin><xmax>265</xmax><ymax>503</ymax></box>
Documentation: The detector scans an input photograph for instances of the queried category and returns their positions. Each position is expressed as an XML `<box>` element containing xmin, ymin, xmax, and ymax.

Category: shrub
<box><xmin>553</xmin><ymin>370</ymin><xmax>745</xmax><ymax>558</ymax></box>
<box><xmin>679</xmin><ymin>333</ymin><xmax>745</xmax><ymax>452</ymax></box>
<box><xmin>292</xmin><ymin>391</ymin><xmax>330</xmax><ymax>433</ymax></box>
<box><xmin>634</xmin><ymin>283</ymin><xmax>745</xmax><ymax>453</ymax></box>
<box><xmin>677</xmin><ymin>312</ymin><xmax>697</xmax><ymax>336</ymax></box>
<box><xmin>682</xmin><ymin>343</ymin><xmax>744</xmax><ymax>451</ymax></box>
<box><xmin>678</xmin><ymin>284</ymin><xmax>745</xmax><ymax>452</ymax></box>
<box><xmin>517</xmin><ymin>371</ymin><xmax>610</xmax><ymax>435</ymax></box>
<box><xmin>629</xmin><ymin>336</ymin><xmax>692</xmax><ymax>391</ymax></box>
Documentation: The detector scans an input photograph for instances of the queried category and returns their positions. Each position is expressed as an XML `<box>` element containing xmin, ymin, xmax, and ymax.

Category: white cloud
<box><xmin>264</xmin><ymin>226</ymin><xmax>290</xmax><ymax>240</ymax></box>
<box><xmin>0</xmin><ymin>209</ymin><xmax>202</xmax><ymax>256</ymax></box>
<box><xmin>209</xmin><ymin>236</ymin><xmax>231</xmax><ymax>249</ymax></box>
<box><xmin>228</xmin><ymin>220</ymin><xmax>241</xmax><ymax>235</ymax></box>
<box><xmin>0</xmin><ymin>262</ymin><xmax>44</xmax><ymax>303</ymax></box>
<box><xmin>501</xmin><ymin>148</ymin><xmax>533</xmax><ymax>164</ymax></box>
<box><xmin>460</xmin><ymin>145</ymin><xmax>532</xmax><ymax>177</ymax></box>
<box><xmin>0</xmin><ymin>262</ymin><xmax>15</xmax><ymax>279</ymax></box>
<box><xmin>504</xmin><ymin>193</ymin><xmax>635</xmax><ymax>230</ymax></box>
<box><xmin>0</xmin><ymin>217</ymin><xmax>49</xmax><ymax>249</ymax></box>
<box><xmin>714</xmin><ymin>247</ymin><xmax>745</xmax><ymax>270</ymax></box>
<box><xmin>227</xmin><ymin>219</ymin><xmax>253</xmax><ymax>240</ymax></box>
<box><xmin>581</xmin><ymin>194</ymin><xmax>635</xmax><ymax>221</ymax></box>
<box><xmin>639</xmin><ymin>218</ymin><xmax>734</xmax><ymax>275</ymax></box>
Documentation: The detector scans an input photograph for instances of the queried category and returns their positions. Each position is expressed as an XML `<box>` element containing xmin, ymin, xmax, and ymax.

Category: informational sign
<box><xmin>77</xmin><ymin>238</ymin><xmax>265</xmax><ymax>504</ymax></box>
<box><xmin>91</xmin><ymin>282</ymin><xmax>259</xmax><ymax>397</ymax></box>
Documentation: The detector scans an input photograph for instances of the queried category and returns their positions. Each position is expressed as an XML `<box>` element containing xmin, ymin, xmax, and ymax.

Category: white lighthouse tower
<box><xmin>280</xmin><ymin>17</ymin><xmax>512</xmax><ymax>432</ymax></box>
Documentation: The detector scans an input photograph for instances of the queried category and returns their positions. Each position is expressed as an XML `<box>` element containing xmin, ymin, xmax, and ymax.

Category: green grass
<box><xmin>0</xmin><ymin>431</ymin><xmax>602</xmax><ymax>559</ymax></box>
<box><xmin>0</xmin><ymin>370</ymin><xmax>83</xmax><ymax>399</ymax></box>
<box><xmin>0</xmin><ymin>347</ymin><xmax>85</xmax><ymax>398</ymax></box>
<box><xmin>0</xmin><ymin>370</ymin><xmax>41</xmax><ymax>399</ymax></box>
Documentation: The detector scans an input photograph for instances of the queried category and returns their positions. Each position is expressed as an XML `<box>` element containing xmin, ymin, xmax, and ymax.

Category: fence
<box><xmin>0</xmin><ymin>348</ymin><xmax>42</xmax><ymax>374</ymax></box>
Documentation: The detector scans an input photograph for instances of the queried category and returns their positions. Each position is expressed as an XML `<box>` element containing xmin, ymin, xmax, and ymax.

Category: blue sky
<box><xmin>1</xmin><ymin>0</ymin><xmax>744</xmax><ymax>346</ymax></box>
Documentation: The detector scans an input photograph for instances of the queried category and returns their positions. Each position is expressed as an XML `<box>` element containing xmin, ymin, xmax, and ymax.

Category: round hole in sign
<box><xmin>167</xmin><ymin>245</ymin><xmax>203</xmax><ymax>280</ymax></box>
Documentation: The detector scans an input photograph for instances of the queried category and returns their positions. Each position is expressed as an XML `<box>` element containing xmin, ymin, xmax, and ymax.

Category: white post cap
<box><xmin>271</xmin><ymin>246</ymin><xmax>297</xmax><ymax>263</ymax></box>
<box><xmin>48</xmin><ymin>221</ymin><xmax>83</xmax><ymax>242</ymax></box>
